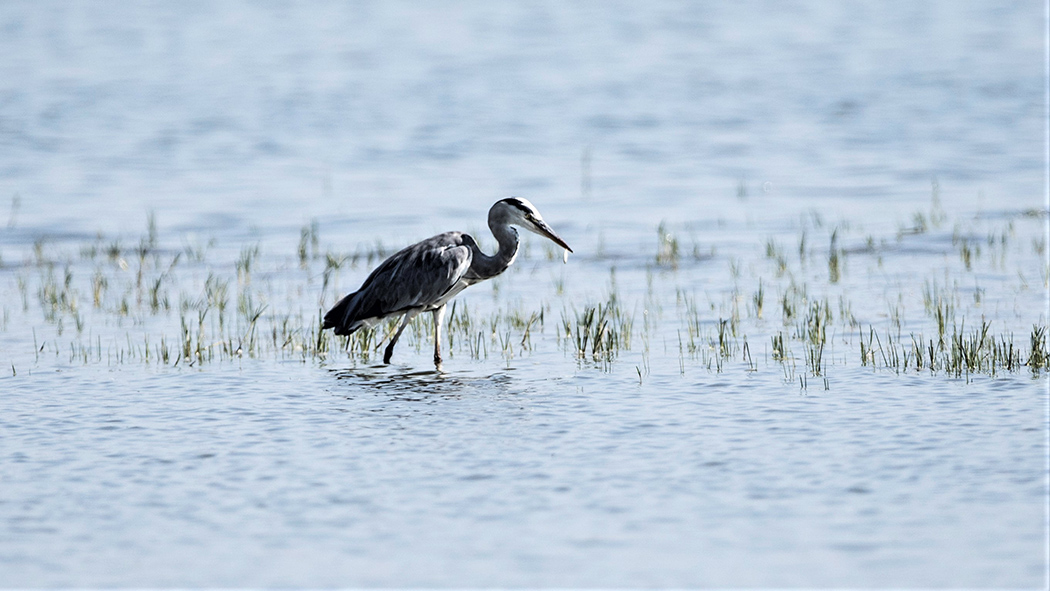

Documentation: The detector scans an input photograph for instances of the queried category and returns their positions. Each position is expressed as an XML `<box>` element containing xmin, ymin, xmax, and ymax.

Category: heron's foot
<box><xmin>384</xmin><ymin>343</ymin><xmax>395</xmax><ymax>364</ymax></box>
<box><xmin>433</xmin><ymin>352</ymin><xmax>443</xmax><ymax>367</ymax></box>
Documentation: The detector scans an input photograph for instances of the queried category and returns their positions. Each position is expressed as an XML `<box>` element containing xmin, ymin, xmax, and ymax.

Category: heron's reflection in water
<box><xmin>328</xmin><ymin>365</ymin><xmax>516</xmax><ymax>403</ymax></box>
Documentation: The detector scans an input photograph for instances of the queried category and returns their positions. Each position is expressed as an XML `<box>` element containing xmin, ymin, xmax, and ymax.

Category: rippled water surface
<box><xmin>1</xmin><ymin>1</ymin><xmax>1047</xmax><ymax>587</ymax></box>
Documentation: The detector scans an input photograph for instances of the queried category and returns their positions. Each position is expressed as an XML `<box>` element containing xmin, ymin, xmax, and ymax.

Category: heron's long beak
<box><xmin>532</xmin><ymin>219</ymin><xmax>573</xmax><ymax>253</ymax></box>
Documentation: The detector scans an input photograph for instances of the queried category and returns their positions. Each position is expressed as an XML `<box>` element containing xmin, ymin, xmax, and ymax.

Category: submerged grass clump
<box><xmin>563</xmin><ymin>297</ymin><xmax>633</xmax><ymax>363</ymax></box>
<box><xmin>827</xmin><ymin>229</ymin><xmax>841</xmax><ymax>284</ymax></box>
<box><xmin>855</xmin><ymin>320</ymin><xmax>1045</xmax><ymax>380</ymax></box>
<box><xmin>1028</xmin><ymin>325</ymin><xmax>1049</xmax><ymax>373</ymax></box>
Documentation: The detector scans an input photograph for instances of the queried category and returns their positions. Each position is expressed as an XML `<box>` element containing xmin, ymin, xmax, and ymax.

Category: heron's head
<box><xmin>493</xmin><ymin>197</ymin><xmax>573</xmax><ymax>253</ymax></box>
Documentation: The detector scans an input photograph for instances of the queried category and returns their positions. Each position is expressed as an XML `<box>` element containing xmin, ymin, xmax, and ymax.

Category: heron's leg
<box><xmin>432</xmin><ymin>304</ymin><xmax>447</xmax><ymax>368</ymax></box>
<box><xmin>384</xmin><ymin>311</ymin><xmax>417</xmax><ymax>364</ymax></box>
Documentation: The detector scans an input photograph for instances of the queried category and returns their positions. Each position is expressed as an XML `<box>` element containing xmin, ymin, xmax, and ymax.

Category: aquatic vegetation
<box><xmin>299</xmin><ymin>220</ymin><xmax>320</xmax><ymax>269</ymax></box>
<box><xmin>563</xmin><ymin>297</ymin><xmax>633</xmax><ymax>363</ymax></box>
<box><xmin>852</xmin><ymin>319</ymin><xmax>1047</xmax><ymax>380</ymax></box>
<box><xmin>765</xmin><ymin>238</ymin><xmax>788</xmax><ymax>277</ymax></box>
<box><xmin>779</xmin><ymin>280</ymin><xmax>806</xmax><ymax>326</ymax></box>
<box><xmin>751</xmin><ymin>280</ymin><xmax>764</xmax><ymax>319</ymax></box>
<box><xmin>236</xmin><ymin>245</ymin><xmax>260</xmax><ymax>284</ymax></box>
<box><xmin>1029</xmin><ymin>325</ymin><xmax>1048</xmax><ymax>373</ymax></box>
<box><xmin>771</xmin><ymin>332</ymin><xmax>787</xmax><ymax>362</ymax></box>
<box><xmin>0</xmin><ymin>201</ymin><xmax>1045</xmax><ymax>386</ymax></box>
<box><xmin>827</xmin><ymin>229</ymin><xmax>841</xmax><ymax>284</ymax></box>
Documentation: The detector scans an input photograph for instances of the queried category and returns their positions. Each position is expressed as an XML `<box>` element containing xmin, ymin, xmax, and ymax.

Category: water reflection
<box><xmin>328</xmin><ymin>365</ymin><xmax>516</xmax><ymax>402</ymax></box>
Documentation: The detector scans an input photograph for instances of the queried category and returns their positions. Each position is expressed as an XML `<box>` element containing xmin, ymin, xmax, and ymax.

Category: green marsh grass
<box><xmin>2</xmin><ymin>205</ymin><xmax>1046</xmax><ymax>385</ymax></box>
<box><xmin>563</xmin><ymin>297</ymin><xmax>633</xmax><ymax>363</ymax></box>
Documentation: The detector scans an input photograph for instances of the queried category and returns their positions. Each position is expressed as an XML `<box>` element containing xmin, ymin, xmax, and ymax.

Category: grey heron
<box><xmin>322</xmin><ymin>197</ymin><xmax>572</xmax><ymax>368</ymax></box>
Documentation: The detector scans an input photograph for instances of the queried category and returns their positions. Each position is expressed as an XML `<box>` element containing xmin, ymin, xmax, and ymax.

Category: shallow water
<box><xmin>2</xmin><ymin>363</ymin><xmax>1044</xmax><ymax>587</ymax></box>
<box><xmin>1</xmin><ymin>1</ymin><xmax>1047</xmax><ymax>587</ymax></box>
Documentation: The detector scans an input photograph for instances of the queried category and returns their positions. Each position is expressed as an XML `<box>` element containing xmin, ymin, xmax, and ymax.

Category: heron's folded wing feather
<box><xmin>350</xmin><ymin>235</ymin><xmax>473</xmax><ymax>321</ymax></box>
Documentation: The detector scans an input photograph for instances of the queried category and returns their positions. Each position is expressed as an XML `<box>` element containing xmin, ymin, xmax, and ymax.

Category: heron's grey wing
<box><xmin>325</xmin><ymin>233</ymin><xmax>472</xmax><ymax>333</ymax></box>
<box><xmin>375</xmin><ymin>240</ymin><xmax>473</xmax><ymax>314</ymax></box>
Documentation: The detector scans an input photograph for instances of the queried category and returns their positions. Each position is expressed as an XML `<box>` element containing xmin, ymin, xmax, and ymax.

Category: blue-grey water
<box><xmin>1</xmin><ymin>1</ymin><xmax>1047</xmax><ymax>587</ymax></box>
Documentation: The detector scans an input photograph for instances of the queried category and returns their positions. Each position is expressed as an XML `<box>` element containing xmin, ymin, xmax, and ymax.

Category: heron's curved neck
<box><xmin>472</xmin><ymin>220</ymin><xmax>519</xmax><ymax>280</ymax></box>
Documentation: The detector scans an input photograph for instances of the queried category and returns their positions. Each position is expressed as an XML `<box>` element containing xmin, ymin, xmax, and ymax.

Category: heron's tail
<box><xmin>322</xmin><ymin>292</ymin><xmax>359</xmax><ymax>336</ymax></box>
